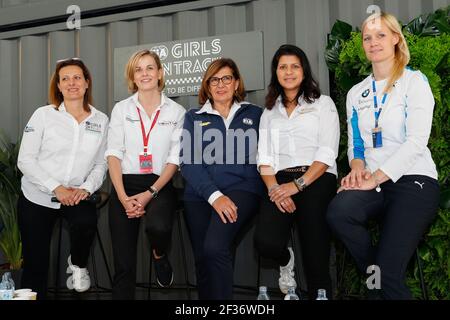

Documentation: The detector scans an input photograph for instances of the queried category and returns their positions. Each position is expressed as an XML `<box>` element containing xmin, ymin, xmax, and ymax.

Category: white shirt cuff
<box><xmin>313</xmin><ymin>147</ymin><xmax>336</xmax><ymax>167</ymax></box>
<box><xmin>208</xmin><ymin>191</ymin><xmax>224</xmax><ymax>205</ymax></box>
<box><xmin>44</xmin><ymin>178</ymin><xmax>61</xmax><ymax>193</ymax></box>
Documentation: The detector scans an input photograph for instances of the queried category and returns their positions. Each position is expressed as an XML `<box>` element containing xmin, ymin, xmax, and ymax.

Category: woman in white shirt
<box><xmin>326</xmin><ymin>12</ymin><xmax>440</xmax><ymax>300</ymax></box>
<box><xmin>17</xmin><ymin>58</ymin><xmax>108</xmax><ymax>299</ymax></box>
<box><xmin>255</xmin><ymin>44</ymin><xmax>340</xmax><ymax>299</ymax></box>
<box><xmin>106</xmin><ymin>49</ymin><xmax>185</xmax><ymax>299</ymax></box>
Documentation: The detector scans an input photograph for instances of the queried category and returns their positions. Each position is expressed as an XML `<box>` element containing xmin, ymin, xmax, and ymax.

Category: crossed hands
<box><xmin>268</xmin><ymin>183</ymin><xmax>298</xmax><ymax>214</ymax></box>
<box><xmin>120</xmin><ymin>191</ymin><xmax>153</xmax><ymax>219</ymax></box>
<box><xmin>338</xmin><ymin>167</ymin><xmax>377</xmax><ymax>193</ymax></box>
<box><xmin>54</xmin><ymin>186</ymin><xmax>90</xmax><ymax>206</ymax></box>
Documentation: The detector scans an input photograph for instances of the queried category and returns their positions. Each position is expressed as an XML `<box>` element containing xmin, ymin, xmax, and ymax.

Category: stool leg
<box><xmin>177</xmin><ymin>210</ymin><xmax>192</xmax><ymax>300</ymax></box>
<box><xmin>290</xmin><ymin>228</ymin><xmax>302</xmax><ymax>298</ymax></box>
<box><xmin>55</xmin><ymin>218</ymin><xmax>63</xmax><ymax>299</ymax></box>
<box><xmin>148</xmin><ymin>249</ymin><xmax>153</xmax><ymax>300</ymax></box>
<box><xmin>415</xmin><ymin>247</ymin><xmax>428</xmax><ymax>300</ymax></box>
<box><xmin>90</xmin><ymin>245</ymin><xmax>99</xmax><ymax>290</ymax></box>
<box><xmin>95</xmin><ymin>227</ymin><xmax>113</xmax><ymax>288</ymax></box>
<box><xmin>256</xmin><ymin>254</ymin><xmax>261</xmax><ymax>291</ymax></box>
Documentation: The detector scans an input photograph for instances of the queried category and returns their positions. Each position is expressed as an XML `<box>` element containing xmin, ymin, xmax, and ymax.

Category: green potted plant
<box><xmin>0</xmin><ymin>130</ymin><xmax>22</xmax><ymax>285</ymax></box>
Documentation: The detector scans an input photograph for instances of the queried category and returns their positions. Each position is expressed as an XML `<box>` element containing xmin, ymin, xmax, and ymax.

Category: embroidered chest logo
<box><xmin>362</xmin><ymin>89</ymin><xmax>370</xmax><ymax>98</ymax></box>
<box><xmin>85</xmin><ymin>121</ymin><xmax>101</xmax><ymax>133</ymax></box>
<box><xmin>243</xmin><ymin>118</ymin><xmax>253</xmax><ymax>125</ymax></box>
<box><xmin>199</xmin><ymin>121</ymin><xmax>211</xmax><ymax>127</ymax></box>
<box><xmin>158</xmin><ymin>121</ymin><xmax>177</xmax><ymax>126</ymax></box>
<box><xmin>126</xmin><ymin>115</ymin><xmax>139</xmax><ymax>122</ymax></box>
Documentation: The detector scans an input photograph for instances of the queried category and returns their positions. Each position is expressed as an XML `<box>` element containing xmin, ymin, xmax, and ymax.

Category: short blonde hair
<box><xmin>124</xmin><ymin>49</ymin><xmax>165</xmax><ymax>93</ymax></box>
<box><xmin>362</xmin><ymin>12</ymin><xmax>410</xmax><ymax>93</ymax></box>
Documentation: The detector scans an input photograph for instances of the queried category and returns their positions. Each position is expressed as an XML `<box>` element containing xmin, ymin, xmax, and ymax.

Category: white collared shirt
<box><xmin>195</xmin><ymin>100</ymin><xmax>244</xmax><ymax>204</ymax></box>
<box><xmin>257</xmin><ymin>95</ymin><xmax>340</xmax><ymax>175</ymax></box>
<box><xmin>195</xmin><ymin>99</ymin><xmax>242</xmax><ymax>129</ymax></box>
<box><xmin>346</xmin><ymin>68</ymin><xmax>437</xmax><ymax>182</ymax></box>
<box><xmin>105</xmin><ymin>92</ymin><xmax>185</xmax><ymax>175</ymax></box>
<box><xmin>17</xmin><ymin>103</ymin><xmax>109</xmax><ymax>209</ymax></box>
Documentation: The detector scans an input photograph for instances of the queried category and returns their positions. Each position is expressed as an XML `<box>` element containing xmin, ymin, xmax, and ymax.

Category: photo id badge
<box><xmin>139</xmin><ymin>153</ymin><xmax>153</xmax><ymax>174</ymax></box>
<box><xmin>372</xmin><ymin>127</ymin><xmax>383</xmax><ymax>148</ymax></box>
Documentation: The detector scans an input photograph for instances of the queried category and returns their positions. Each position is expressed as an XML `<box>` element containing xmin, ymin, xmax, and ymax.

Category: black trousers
<box><xmin>254</xmin><ymin>171</ymin><xmax>337</xmax><ymax>300</ymax></box>
<box><xmin>184</xmin><ymin>190</ymin><xmax>260</xmax><ymax>300</ymax></box>
<box><xmin>326</xmin><ymin>175</ymin><xmax>439</xmax><ymax>300</ymax></box>
<box><xmin>17</xmin><ymin>193</ymin><xmax>97</xmax><ymax>300</ymax></box>
<box><xmin>109</xmin><ymin>174</ymin><xmax>177</xmax><ymax>300</ymax></box>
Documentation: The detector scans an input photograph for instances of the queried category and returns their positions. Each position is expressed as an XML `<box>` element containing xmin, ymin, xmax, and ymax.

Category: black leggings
<box><xmin>18</xmin><ymin>193</ymin><xmax>97</xmax><ymax>300</ymax></box>
<box><xmin>108</xmin><ymin>174</ymin><xmax>177</xmax><ymax>300</ymax></box>
<box><xmin>254</xmin><ymin>171</ymin><xmax>337</xmax><ymax>299</ymax></box>
<box><xmin>327</xmin><ymin>175</ymin><xmax>439</xmax><ymax>300</ymax></box>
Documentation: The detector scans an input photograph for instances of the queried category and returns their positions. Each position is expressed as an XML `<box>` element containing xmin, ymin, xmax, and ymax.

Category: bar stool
<box><xmin>52</xmin><ymin>191</ymin><xmax>113</xmax><ymax>296</ymax></box>
<box><xmin>336</xmin><ymin>245</ymin><xmax>428</xmax><ymax>299</ymax></box>
<box><xmin>145</xmin><ymin>203</ymin><xmax>194</xmax><ymax>299</ymax></box>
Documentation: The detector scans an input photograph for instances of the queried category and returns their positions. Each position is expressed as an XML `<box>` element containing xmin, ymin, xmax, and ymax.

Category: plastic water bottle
<box><xmin>284</xmin><ymin>286</ymin><xmax>300</xmax><ymax>300</ymax></box>
<box><xmin>0</xmin><ymin>272</ymin><xmax>15</xmax><ymax>300</ymax></box>
<box><xmin>316</xmin><ymin>289</ymin><xmax>328</xmax><ymax>300</ymax></box>
<box><xmin>257</xmin><ymin>286</ymin><xmax>270</xmax><ymax>300</ymax></box>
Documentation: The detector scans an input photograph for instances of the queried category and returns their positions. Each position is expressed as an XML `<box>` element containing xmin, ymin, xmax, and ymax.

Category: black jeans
<box><xmin>184</xmin><ymin>190</ymin><xmax>260</xmax><ymax>300</ymax></box>
<box><xmin>326</xmin><ymin>175</ymin><xmax>439</xmax><ymax>300</ymax></box>
<box><xmin>108</xmin><ymin>174</ymin><xmax>177</xmax><ymax>300</ymax></box>
<box><xmin>17</xmin><ymin>193</ymin><xmax>97</xmax><ymax>300</ymax></box>
<box><xmin>254</xmin><ymin>171</ymin><xmax>337</xmax><ymax>299</ymax></box>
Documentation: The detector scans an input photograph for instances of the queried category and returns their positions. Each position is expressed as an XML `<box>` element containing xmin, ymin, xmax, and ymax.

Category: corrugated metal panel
<box><xmin>2</xmin><ymin>0</ymin><xmax>449</xmax><ymax>138</ymax></box>
<box><xmin>1</xmin><ymin>0</ymin><xmax>449</xmax><ymax>293</ymax></box>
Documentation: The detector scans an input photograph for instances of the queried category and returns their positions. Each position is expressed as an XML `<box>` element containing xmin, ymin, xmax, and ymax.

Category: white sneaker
<box><xmin>66</xmin><ymin>255</ymin><xmax>91</xmax><ymax>292</ymax></box>
<box><xmin>279</xmin><ymin>247</ymin><xmax>296</xmax><ymax>294</ymax></box>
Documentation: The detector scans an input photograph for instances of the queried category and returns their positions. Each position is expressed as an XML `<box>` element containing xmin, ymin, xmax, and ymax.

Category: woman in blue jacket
<box><xmin>180</xmin><ymin>58</ymin><xmax>264</xmax><ymax>299</ymax></box>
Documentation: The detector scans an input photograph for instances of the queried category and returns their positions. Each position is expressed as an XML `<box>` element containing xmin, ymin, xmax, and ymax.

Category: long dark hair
<box><xmin>265</xmin><ymin>44</ymin><xmax>320</xmax><ymax>109</ymax></box>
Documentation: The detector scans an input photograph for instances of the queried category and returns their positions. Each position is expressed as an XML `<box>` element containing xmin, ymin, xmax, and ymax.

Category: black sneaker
<box><xmin>154</xmin><ymin>254</ymin><xmax>174</xmax><ymax>288</ymax></box>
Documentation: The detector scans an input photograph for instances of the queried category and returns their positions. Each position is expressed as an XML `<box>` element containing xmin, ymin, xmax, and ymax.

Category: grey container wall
<box><xmin>1</xmin><ymin>0</ymin><xmax>449</xmax><ymax>299</ymax></box>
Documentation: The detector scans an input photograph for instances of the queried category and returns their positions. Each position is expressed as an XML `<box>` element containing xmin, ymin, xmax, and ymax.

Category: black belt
<box><xmin>282</xmin><ymin>166</ymin><xmax>309</xmax><ymax>173</ymax></box>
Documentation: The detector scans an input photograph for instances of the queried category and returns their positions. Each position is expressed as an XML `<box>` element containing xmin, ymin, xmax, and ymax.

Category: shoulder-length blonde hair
<box><xmin>125</xmin><ymin>49</ymin><xmax>165</xmax><ymax>93</ymax></box>
<box><xmin>49</xmin><ymin>58</ymin><xmax>93</xmax><ymax>112</ymax></box>
<box><xmin>362</xmin><ymin>12</ymin><xmax>410</xmax><ymax>93</ymax></box>
<box><xmin>198</xmin><ymin>58</ymin><xmax>246</xmax><ymax>105</ymax></box>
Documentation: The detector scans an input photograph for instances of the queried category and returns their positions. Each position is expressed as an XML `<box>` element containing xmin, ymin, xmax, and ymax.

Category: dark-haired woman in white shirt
<box><xmin>17</xmin><ymin>58</ymin><xmax>108</xmax><ymax>299</ymax></box>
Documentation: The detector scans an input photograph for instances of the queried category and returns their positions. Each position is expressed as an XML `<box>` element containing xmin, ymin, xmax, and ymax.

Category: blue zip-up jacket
<box><xmin>180</xmin><ymin>103</ymin><xmax>264</xmax><ymax>202</ymax></box>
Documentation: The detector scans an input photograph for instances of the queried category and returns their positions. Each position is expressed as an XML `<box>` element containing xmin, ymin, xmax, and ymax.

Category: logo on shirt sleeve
<box><xmin>24</xmin><ymin>125</ymin><xmax>34</xmax><ymax>133</ymax></box>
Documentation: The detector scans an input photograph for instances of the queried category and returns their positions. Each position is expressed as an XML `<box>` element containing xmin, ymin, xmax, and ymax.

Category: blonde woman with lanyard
<box><xmin>106</xmin><ymin>49</ymin><xmax>185</xmax><ymax>299</ymax></box>
<box><xmin>327</xmin><ymin>12</ymin><xmax>439</xmax><ymax>299</ymax></box>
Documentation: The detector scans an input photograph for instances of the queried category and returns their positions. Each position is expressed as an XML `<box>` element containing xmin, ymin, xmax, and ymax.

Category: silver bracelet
<box><xmin>268</xmin><ymin>184</ymin><xmax>280</xmax><ymax>194</ymax></box>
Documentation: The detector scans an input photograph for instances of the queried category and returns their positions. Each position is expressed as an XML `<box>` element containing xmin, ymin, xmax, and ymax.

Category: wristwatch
<box><xmin>148</xmin><ymin>186</ymin><xmax>159</xmax><ymax>198</ymax></box>
<box><xmin>293</xmin><ymin>177</ymin><xmax>307</xmax><ymax>191</ymax></box>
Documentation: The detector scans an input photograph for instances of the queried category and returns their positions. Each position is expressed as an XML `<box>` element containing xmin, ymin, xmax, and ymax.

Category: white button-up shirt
<box><xmin>105</xmin><ymin>92</ymin><xmax>185</xmax><ymax>175</ymax></box>
<box><xmin>257</xmin><ymin>95</ymin><xmax>340</xmax><ymax>175</ymax></box>
<box><xmin>346</xmin><ymin>68</ymin><xmax>437</xmax><ymax>182</ymax></box>
<box><xmin>17</xmin><ymin>104</ymin><xmax>109</xmax><ymax>209</ymax></box>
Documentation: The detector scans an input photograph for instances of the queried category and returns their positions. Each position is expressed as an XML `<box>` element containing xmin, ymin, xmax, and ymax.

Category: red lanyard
<box><xmin>136</xmin><ymin>107</ymin><xmax>160</xmax><ymax>154</ymax></box>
